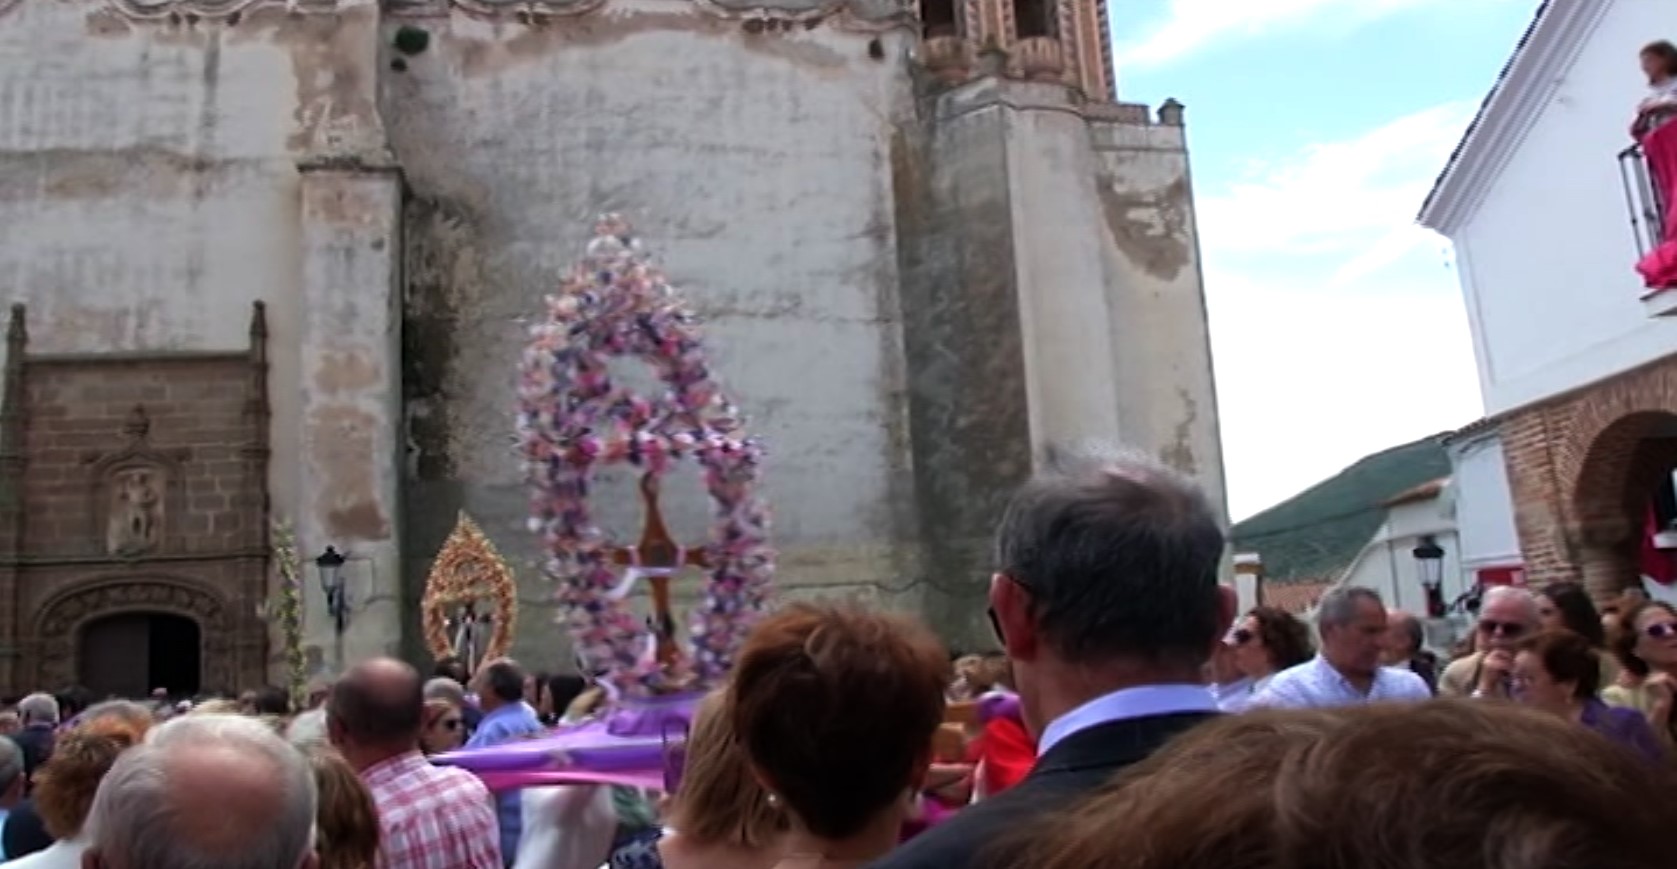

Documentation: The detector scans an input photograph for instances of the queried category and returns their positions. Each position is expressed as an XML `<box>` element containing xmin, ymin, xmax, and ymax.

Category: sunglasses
<box><xmin>431</xmin><ymin>716</ymin><xmax>462</xmax><ymax>732</ymax></box>
<box><xmin>1477</xmin><ymin>620</ymin><xmax>1527</xmax><ymax>638</ymax></box>
<box><xmin>1644</xmin><ymin>622</ymin><xmax>1677</xmax><ymax>640</ymax></box>
<box><xmin>1228</xmin><ymin>628</ymin><xmax>1254</xmax><ymax>646</ymax></box>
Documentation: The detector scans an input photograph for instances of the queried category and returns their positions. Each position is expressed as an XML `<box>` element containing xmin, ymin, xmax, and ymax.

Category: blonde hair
<box><xmin>667</xmin><ymin>689</ymin><xmax>786</xmax><ymax>848</ymax></box>
<box><xmin>35</xmin><ymin>717</ymin><xmax>149</xmax><ymax>839</ymax></box>
<box><xmin>188</xmin><ymin>699</ymin><xmax>242</xmax><ymax>716</ymax></box>
<box><xmin>309</xmin><ymin>749</ymin><xmax>380</xmax><ymax>869</ymax></box>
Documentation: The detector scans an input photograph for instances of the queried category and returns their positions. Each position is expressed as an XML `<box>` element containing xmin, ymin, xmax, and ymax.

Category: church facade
<box><xmin>0</xmin><ymin>0</ymin><xmax>1225</xmax><ymax>694</ymax></box>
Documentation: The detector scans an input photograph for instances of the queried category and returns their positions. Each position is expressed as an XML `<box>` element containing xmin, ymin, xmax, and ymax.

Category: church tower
<box><xmin>916</xmin><ymin>0</ymin><xmax>1113</xmax><ymax>100</ymax></box>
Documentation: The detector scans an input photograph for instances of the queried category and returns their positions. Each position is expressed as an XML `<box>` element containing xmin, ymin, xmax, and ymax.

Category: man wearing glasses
<box><xmin>1438</xmin><ymin>585</ymin><xmax>1542</xmax><ymax>698</ymax></box>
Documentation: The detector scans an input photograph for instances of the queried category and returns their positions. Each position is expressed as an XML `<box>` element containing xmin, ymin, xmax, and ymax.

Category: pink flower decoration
<box><xmin>517</xmin><ymin>217</ymin><xmax>776</xmax><ymax>697</ymax></box>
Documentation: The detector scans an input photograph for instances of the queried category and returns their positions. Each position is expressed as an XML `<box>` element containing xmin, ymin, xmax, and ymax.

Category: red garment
<box><xmin>1642</xmin><ymin>503</ymin><xmax>1677</xmax><ymax>587</ymax></box>
<box><xmin>965</xmin><ymin>716</ymin><xmax>1036</xmax><ymax>796</ymax></box>
<box><xmin>1635</xmin><ymin>120</ymin><xmax>1677</xmax><ymax>288</ymax></box>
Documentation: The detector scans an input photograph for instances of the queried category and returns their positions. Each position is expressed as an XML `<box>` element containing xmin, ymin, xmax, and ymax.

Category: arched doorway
<box><xmin>1571</xmin><ymin>411</ymin><xmax>1677</xmax><ymax>602</ymax></box>
<box><xmin>78</xmin><ymin>613</ymin><xmax>201</xmax><ymax>699</ymax></box>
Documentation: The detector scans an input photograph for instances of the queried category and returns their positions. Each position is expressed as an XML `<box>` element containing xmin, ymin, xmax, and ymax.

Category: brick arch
<box><xmin>1571</xmin><ymin>410</ymin><xmax>1677</xmax><ymax>534</ymax></box>
<box><xmin>1558</xmin><ymin>361</ymin><xmax>1677</xmax><ymax>511</ymax></box>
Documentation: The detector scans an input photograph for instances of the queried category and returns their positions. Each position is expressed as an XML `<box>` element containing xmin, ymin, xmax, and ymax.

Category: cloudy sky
<box><xmin>1106</xmin><ymin>0</ymin><xmax>1540</xmax><ymax>520</ymax></box>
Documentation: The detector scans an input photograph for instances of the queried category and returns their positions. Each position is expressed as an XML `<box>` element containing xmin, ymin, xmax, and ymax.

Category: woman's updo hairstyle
<box><xmin>730</xmin><ymin>602</ymin><xmax>948</xmax><ymax>840</ymax></box>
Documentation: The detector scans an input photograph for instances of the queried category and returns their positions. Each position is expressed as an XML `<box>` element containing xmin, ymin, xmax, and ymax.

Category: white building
<box><xmin>1419</xmin><ymin>0</ymin><xmax>1677</xmax><ymax>601</ymax></box>
<box><xmin>1332</xmin><ymin>479</ymin><xmax>1468</xmax><ymax>617</ymax></box>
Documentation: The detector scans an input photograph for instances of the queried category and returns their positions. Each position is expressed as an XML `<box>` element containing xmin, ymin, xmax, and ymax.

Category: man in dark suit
<box><xmin>870</xmin><ymin>444</ymin><xmax>1233</xmax><ymax>869</ymax></box>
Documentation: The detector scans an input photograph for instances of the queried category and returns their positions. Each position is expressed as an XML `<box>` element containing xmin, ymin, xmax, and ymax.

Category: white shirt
<box><xmin>1248</xmin><ymin>655</ymin><xmax>1431</xmax><ymax>710</ymax></box>
<box><xmin>1215</xmin><ymin>675</ymin><xmax>1274</xmax><ymax>713</ymax></box>
<box><xmin>0</xmin><ymin>838</ymin><xmax>87</xmax><ymax>869</ymax></box>
<box><xmin>1037</xmin><ymin>683</ymin><xmax>1218</xmax><ymax>756</ymax></box>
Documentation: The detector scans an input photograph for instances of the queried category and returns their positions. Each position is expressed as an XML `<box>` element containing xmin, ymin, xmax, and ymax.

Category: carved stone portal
<box><xmin>35</xmin><ymin>581</ymin><xmax>232</xmax><ymax>691</ymax></box>
<box><xmin>106</xmin><ymin>468</ymin><xmax>164</xmax><ymax>557</ymax></box>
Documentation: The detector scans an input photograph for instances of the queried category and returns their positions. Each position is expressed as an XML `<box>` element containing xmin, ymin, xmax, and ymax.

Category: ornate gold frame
<box><xmin>421</xmin><ymin>512</ymin><xmax>519</xmax><ymax>668</ymax></box>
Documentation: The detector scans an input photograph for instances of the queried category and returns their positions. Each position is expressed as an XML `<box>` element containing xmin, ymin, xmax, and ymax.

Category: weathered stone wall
<box><xmin>1090</xmin><ymin>110</ymin><xmax>1228</xmax><ymax>519</ymax></box>
<box><xmin>0</xmin><ymin>0</ymin><xmax>1230</xmax><ymax>674</ymax></box>
<box><xmin>0</xmin><ymin>0</ymin><xmax>400</xmax><ymax>681</ymax></box>
<box><xmin>382</xmin><ymin>5</ymin><xmax>927</xmax><ymax>668</ymax></box>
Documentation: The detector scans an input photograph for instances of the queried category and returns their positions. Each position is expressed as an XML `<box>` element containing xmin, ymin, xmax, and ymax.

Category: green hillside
<box><xmin>1231</xmin><ymin>434</ymin><xmax>1453</xmax><ymax>583</ymax></box>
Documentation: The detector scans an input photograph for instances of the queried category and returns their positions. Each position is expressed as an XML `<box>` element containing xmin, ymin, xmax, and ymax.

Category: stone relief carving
<box><xmin>105</xmin><ymin>0</ymin><xmax>349</xmax><ymax>20</ymax></box>
<box><xmin>84</xmin><ymin>406</ymin><xmax>186</xmax><ymax>558</ymax></box>
<box><xmin>106</xmin><ymin>468</ymin><xmax>165</xmax><ymax>557</ymax></box>
<box><xmin>392</xmin><ymin>0</ymin><xmax>910</xmax><ymax>28</ymax></box>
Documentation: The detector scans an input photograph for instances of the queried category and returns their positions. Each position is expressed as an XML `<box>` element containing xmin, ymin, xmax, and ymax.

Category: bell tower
<box><xmin>915</xmin><ymin>0</ymin><xmax>1113</xmax><ymax>100</ymax></box>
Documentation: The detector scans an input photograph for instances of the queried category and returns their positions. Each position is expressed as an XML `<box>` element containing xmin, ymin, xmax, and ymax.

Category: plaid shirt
<box><xmin>362</xmin><ymin>752</ymin><xmax>502</xmax><ymax>869</ymax></box>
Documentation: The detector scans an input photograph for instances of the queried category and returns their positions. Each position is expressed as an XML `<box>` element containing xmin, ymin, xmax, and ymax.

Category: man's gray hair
<box><xmin>993</xmin><ymin>442</ymin><xmax>1226</xmax><ymax>666</ymax></box>
<box><xmin>424</xmin><ymin>677</ymin><xmax>466</xmax><ymax>706</ymax></box>
<box><xmin>82</xmin><ymin>700</ymin><xmax>157</xmax><ymax>730</ymax></box>
<box><xmin>84</xmin><ymin>714</ymin><xmax>317</xmax><ymax>869</ymax></box>
<box><xmin>0</xmin><ymin>735</ymin><xmax>22</xmax><ymax>791</ymax></box>
<box><xmin>17</xmin><ymin>693</ymin><xmax>58</xmax><ymax>726</ymax></box>
<box><xmin>1483</xmin><ymin>585</ymin><xmax>1541</xmax><ymax>621</ymax></box>
<box><xmin>1317</xmin><ymin>587</ymin><xmax>1384</xmax><ymax>630</ymax></box>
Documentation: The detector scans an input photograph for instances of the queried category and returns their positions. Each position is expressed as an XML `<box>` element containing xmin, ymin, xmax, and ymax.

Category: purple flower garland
<box><xmin>517</xmin><ymin>216</ymin><xmax>775</xmax><ymax>697</ymax></box>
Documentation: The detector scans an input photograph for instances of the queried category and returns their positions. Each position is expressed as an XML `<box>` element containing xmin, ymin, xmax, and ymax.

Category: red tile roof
<box><xmin>1260</xmin><ymin>580</ymin><xmax>1334</xmax><ymax>615</ymax></box>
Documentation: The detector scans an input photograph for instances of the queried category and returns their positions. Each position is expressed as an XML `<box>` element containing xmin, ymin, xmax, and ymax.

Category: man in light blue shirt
<box><xmin>1251</xmin><ymin>586</ymin><xmax>1431</xmax><ymax>709</ymax></box>
<box><xmin>467</xmin><ymin>659</ymin><xmax>545</xmax><ymax>865</ymax></box>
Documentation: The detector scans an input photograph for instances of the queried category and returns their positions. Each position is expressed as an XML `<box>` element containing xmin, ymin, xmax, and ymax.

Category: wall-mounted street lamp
<box><xmin>316</xmin><ymin>546</ymin><xmax>349</xmax><ymax>634</ymax></box>
<box><xmin>1413</xmin><ymin>535</ymin><xmax>1446</xmax><ymax>619</ymax></box>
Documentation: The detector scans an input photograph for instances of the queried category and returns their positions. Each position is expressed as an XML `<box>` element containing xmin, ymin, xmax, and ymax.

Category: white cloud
<box><xmin>1196</xmin><ymin>101</ymin><xmax>1476</xmax><ymax>270</ymax></box>
<box><xmin>1200</xmin><ymin>102</ymin><xmax>1485</xmax><ymax>520</ymax></box>
<box><xmin>1120</xmin><ymin>0</ymin><xmax>1445</xmax><ymax>69</ymax></box>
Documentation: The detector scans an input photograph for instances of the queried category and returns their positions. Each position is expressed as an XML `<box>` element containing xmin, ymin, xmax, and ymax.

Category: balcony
<box><xmin>1619</xmin><ymin>143</ymin><xmax>1677</xmax><ymax>316</ymax></box>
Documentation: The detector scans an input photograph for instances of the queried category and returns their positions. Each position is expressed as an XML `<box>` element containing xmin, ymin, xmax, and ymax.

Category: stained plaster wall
<box><xmin>0</xmin><ymin>1</ymin><xmax>403</xmax><ymax>679</ymax></box>
<box><xmin>0</xmin><ymin>0</ymin><xmax>1228</xmax><ymax>673</ymax></box>
<box><xmin>384</xmin><ymin>6</ymin><xmax>928</xmax><ymax>669</ymax></box>
<box><xmin>894</xmin><ymin>76</ymin><xmax>1228</xmax><ymax>644</ymax></box>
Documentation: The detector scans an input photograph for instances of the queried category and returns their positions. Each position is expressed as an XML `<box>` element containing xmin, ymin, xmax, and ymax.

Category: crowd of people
<box><xmin>0</xmin><ymin>444</ymin><xmax>1669</xmax><ymax>869</ymax></box>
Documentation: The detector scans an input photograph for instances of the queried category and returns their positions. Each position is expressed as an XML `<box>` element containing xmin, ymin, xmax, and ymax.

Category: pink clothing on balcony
<box><xmin>1635</xmin><ymin>118</ymin><xmax>1677</xmax><ymax>289</ymax></box>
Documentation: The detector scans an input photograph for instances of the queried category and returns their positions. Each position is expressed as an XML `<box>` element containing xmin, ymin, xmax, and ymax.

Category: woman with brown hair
<box><xmin>1221</xmin><ymin>606</ymin><xmax>1313</xmax><ymax>712</ymax></box>
<box><xmin>993</xmin><ymin>701</ymin><xmax>1676</xmax><ymax>869</ymax></box>
<box><xmin>4</xmin><ymin>717</ymin><xmax>147</xmax><ymax>869</ymax></box>
<box><xmin>1511</xmin><ymin>629</ymin><xmax>1663</xmax><ymax>763</ymax></box>
<box><xmin>419</xmin><ymin>699</ymin><xmax>466</xmax><ymax>756</ymax></box>
<box><xmin>730</xmin><ymin>602</ymin><xmax>949</xmax><ymax>869</ymax></box>
<box><xmin>308</xmin><ymin>749</ymin><xmax>380</xmax><ymax>869</ymax></box>
<box><xmin>1603</xmin><ymin>599</ymin><xmax>1677</xmax><ymax>745</ymax></box>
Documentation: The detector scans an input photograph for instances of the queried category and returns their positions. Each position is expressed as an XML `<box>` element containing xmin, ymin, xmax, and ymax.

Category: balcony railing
<box><xmin>1620</xmin><ymin>143</ymin><xmax>1666</xmax><ymax>257</ymax></box>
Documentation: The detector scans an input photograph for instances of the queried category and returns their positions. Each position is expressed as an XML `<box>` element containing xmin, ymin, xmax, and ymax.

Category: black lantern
<box><xmin>1413</xmin><ymin>535</ymin><xmax>1446</xmax><ymax>618</ymax></box>
<box><xmin>316</xmin><ymin>546</ymin><xmax>349</xmax><ymax>633</ymax></box>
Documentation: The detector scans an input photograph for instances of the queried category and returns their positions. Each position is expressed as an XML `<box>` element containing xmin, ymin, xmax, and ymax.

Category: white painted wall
<box><xmin>1448</xmin><ymin>432</ymin><xmax>1523</xmax><ymax>573</ymax></box>
<box><xmin>1449</xmin><ymin>0</ymin><xmax>1677</xmax><ymax>415</ymax></box>
<box><xmin>1337</xmin><ymin>496</ymin><xmax>1467</xmax><ymax>615</ymax></box>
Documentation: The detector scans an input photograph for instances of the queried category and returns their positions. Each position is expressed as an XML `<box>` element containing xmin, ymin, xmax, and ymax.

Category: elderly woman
<box><xmin>1</xmin><ymin>717</ymin><xmax>147</xmax><ymax>869</ymax></box>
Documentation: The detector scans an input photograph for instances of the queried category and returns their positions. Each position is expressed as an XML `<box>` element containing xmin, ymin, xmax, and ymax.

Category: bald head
<box><xmin>329</xmin><ymin>657</ymin><xmax>424</xmax><ymax>749</ymax></box>
<box><xmin>83</xmin><ymin>714</ymin><xmax>316</xmax><ymax>869</ymax></box>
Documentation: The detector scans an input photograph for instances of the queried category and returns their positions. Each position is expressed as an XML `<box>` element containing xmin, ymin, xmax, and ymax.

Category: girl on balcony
<box><xmin>1632</xmin><ymin>40</ymin><xmax>1677</xmax><ymax>139</ymax></box>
